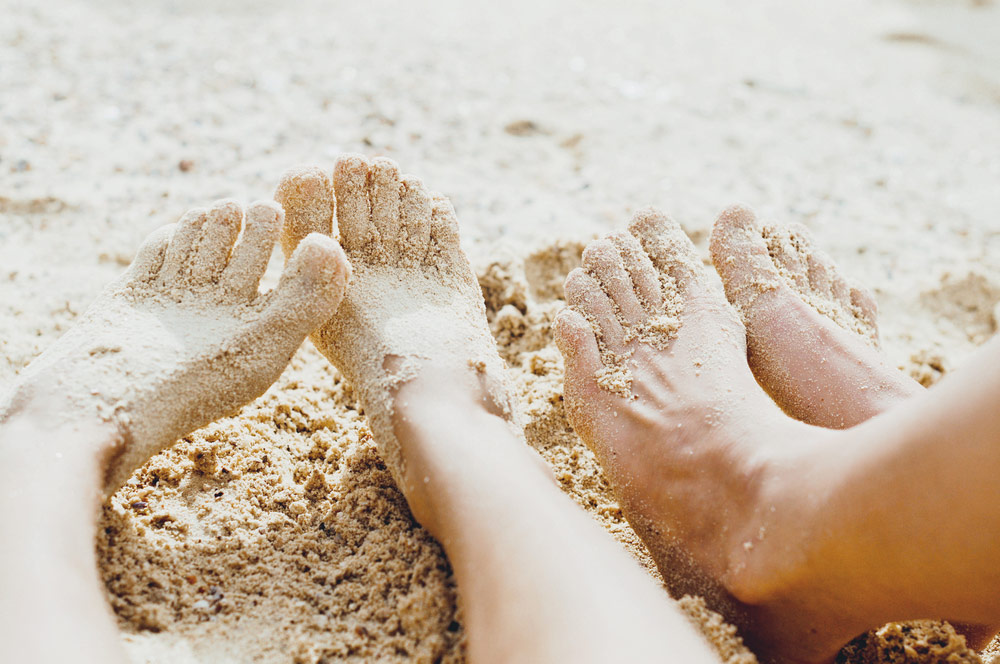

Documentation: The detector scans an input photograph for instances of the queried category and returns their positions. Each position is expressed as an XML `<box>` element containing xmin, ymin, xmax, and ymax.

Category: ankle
<box><xmin>716</xmin><ymin>418</ymin><xmax>837</xmax><ymax>606</ymax></box>
<box><xmin>0</xmin><ymin>400</ymin><xmax>120</xmax><ymax>495</ymax></box>
<box><xmin>391</xmin><ymin>378</ymin><xmax>546</xmax><ymax>537</ymax></box>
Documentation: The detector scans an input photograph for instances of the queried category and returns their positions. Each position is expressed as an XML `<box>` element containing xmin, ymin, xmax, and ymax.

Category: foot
<box><xmin>553</xmin><ymin>208</ymin><xmax>879</xmax><ymax>662</ymax></box>
<box><xmin>1</xmin><ymin>199</ymin><xmax>349</xmax><ymax>492</ymax></box>
<box><xmin>711</xmin><ymin>206</ymin><xmax>999</xmax><ymax>651</ymax></box>
<box><xmin>709</xmin><ymin>205</ymin><xmax>922</xmax><ymax>429</ymax></box>
<box><xmin>275</xmin><ymin>156</ymin><xmax>524</xmax><ymax>529</ymax></box>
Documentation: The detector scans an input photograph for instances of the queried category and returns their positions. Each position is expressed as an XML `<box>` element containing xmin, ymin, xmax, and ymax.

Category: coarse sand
<box><xmin>5</xmin><ymin>0</ymin><xmax>1000</xmax><ymax>661</ymax></box>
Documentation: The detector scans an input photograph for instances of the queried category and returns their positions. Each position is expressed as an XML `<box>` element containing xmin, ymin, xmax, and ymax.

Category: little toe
<box><xmin>709</xmin><ymin>205</ymin><xmax>784</xmax><ymax>312</ymax></box>
<box><xmin>333</xmin><ymin>153</ymin><xmax>378</xmax><ymax>254</ymax></box>
<box><xmin>628</xmin><ymin>207</ymin><xmax>703</xmax><ymax>295</ymax></box>
<box><xmin>427</xmin><ymin>193</ymin><xmax>461</xmax><ymax>254</ymax></box>
<box><xmin>265</xmin><ymin>233</ymin><xmax>351</xmax><ymax>336</ymax></box>
<box><xmin>426</xmin><ymin>193</ymin><xmax>479</xmax><ymax>289</ymax></box>
<box><xmin>124</xmin><ymin>224</ymin><xmax>173</xmax><ymax>284</ymax></box>
<box><xmin>399</xmin><ymin>175</ymin><xmax>432</xmax><ymax>264</ymax></box>
<box><xmin>582</xmin><ymin>238</ymin><xmax>646</xmax><ymax>324</ymax></box>
<box><xmin>158</xmin><ymin>207</ymin><xmax>209</xmax><ymax>284</ymax></box>
<box><xmin>369</xmin><ymin>157</ymin><xmax>403</xmax><ymax>259</ymax></box>
<box><xmin>564</xmin><ymin>268</ymin><xmax>626</xmax><ymax>352</ymax></box>
<box><xmin>221</xmin><ymin>200</ymin><xmax>283</xmax><ymax>299</ymax></box>
<box><xmin>189</xmin><ymin>199</ymin><xmax>243</xmax><ymax>283</ymax></box>
<box><xmin>275</xmin><ymin>165</ymin><xmax>335</xmax><ymax>258</ymax></box>
<box><xmin>554</xmin><ymin>307</ymin><xmax>602</xmax><ymax>380</ymax></box>
<box><xmin>609</xmin><ymin>230</ymin><xmax>664</xmax><ymax>314</ymax></box>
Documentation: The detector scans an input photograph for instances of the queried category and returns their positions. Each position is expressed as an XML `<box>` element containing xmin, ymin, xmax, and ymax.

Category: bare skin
<box><xmin>0</xmin><ymin>200</ymin><xmax>349</xmax><ymax>663</ymax></box>
<box><xmin>710</xmin><ymin>206</ymin><xmax>996</xmax><ymax>648</ymax></box>
<box><xmin>275</xmin><ymin>156</ymin><xmax>720</xmax><ymax>664</ymax></box>
<box><xmin>709</xmin><ymin>205</ymin><xmax>922</xmax><ymax>429</ymax></box>
<box><xmin>556</xmin><ymin>207</ymin><xmax>1000</xmax><ymax>663</ymax></box>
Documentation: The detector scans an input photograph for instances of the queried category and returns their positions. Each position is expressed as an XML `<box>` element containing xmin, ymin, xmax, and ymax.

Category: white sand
<box><xmin>4</xmin><ymin>0</ymin><xmax>1000</xmax><ymax>661</ymax></box>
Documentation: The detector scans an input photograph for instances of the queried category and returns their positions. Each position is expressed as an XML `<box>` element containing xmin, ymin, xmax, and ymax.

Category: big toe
<box><xmin>709</xmin><ymin>204</ymin><xmax>783</xmax><ymax>313</ymax></box>
<box><xmin>267</xmin><ymin>233</ymin><xmax>351</xmax><ymax>335</ymax></box>
<box><xmin>275</xmin><ymin>165</ymin><xmax>335</xmax><ymax>258</ymax></box>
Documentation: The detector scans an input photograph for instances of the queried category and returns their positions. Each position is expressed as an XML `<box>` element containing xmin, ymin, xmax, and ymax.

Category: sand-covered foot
<box><xmin>710</xmin><ymin>205</ymin><xmax>922</xmax><ymax>429</ymax></box>
<box><xmin>1</xmin><ymin>200</ymin><xmax>349</xmax><ymax>492</ymax></box>
<box><xmin>553</xmin><ymin>208</ymin><xmax>870</xmax><ymax>662</ymax></box>
<box><xmin>275</xmin><ymin>156</ymin><xmax>521</xmax><ymax>516</ymax></box>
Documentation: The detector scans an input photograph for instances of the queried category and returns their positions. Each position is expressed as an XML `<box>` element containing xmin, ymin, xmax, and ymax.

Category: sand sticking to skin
<box><xmin>274</xmin><ymin>160</ymin><xmax>523</xmax><ymax>489</ymax></box>
<box><xmin>584</xmin><ymin>209</ymin><xmax>689</xmax><ymax>399</ymax></box>
<box><xmin>3</xmin><ymin>200</ymin><xmax>345</xmax><ymax>495</ymax></box>
<box><xmin>95</xmin><ymin>237</ymin><xmax>979</xmax><ymax>664</ymax></box>
<box><xmin>760</xmin><ymin>223</ymin><xmax>882</xmax><ymax>348</ymax></box>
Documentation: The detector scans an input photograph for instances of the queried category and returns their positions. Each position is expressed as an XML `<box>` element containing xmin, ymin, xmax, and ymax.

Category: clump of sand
<box><xmin>837</xmin><ymin>621</ymin><xmax>981</xmax><ymax>664</ymax></box>
<box><xmin>100</xmin><ymin>349</ymin><xmax>465</xmax><ymax>663</ymax></box>
<box><xmin>98</xmin><ymin>237</ymin><xmax>983</xmax><ymax>664</ymax></box>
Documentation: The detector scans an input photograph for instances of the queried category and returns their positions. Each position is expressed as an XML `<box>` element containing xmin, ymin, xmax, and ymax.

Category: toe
<box><xmin>427</xmin><ymin>193</ymin><xmax>461</xmax><ymax>255</ymax></box>
<box><xmin>124</xmin><ymin>224</ymin><xmax>173</xmax><ymax>284</ymax></box>
<box><xmin>158</xmin><ymin>207</ymin><xmax>209</xmax><ymax>284</ymax></box>
<box><xmin>221</xmin><ymin>200</ymin><xmax>283</xmax><ymax>299</ymax></box>
<box><xmin>767</xmin><ymin>223</ymin><xmax>811</xmax><ymax>290</ymax></box>
<box><xmin>582</xmin><ymin>238</ymin><xmax>646</xmax><ymax>324</ymax></box>
<box><xmin>609</xmin><ymin>230</ymin><xmax>664</xmax><ymax>314</ymax></box>
<box><xmin>709</xmin><ymin>205</ymin><xmax>785</xmax><ymax>312</ymax></box>
<box><xmin>554</xmin><ymin>307</ymin><xmax>602</xmax><ymax>378</ymax></box>
<box><xmin>628</xmin><ymin>207</ymin><xmax>704</xmax><ymax>295</ymax></box>
<box><xmin>805</xmin><ymin>253</ymin><xmax>834</xmax><ymax>298</ymax></box>
<box><xmin>266</xmin><ymin>233</ymin><xmax>351</xmax><ymax>335</ymax></box>
<box><xmin>564</xmin><ymin>268</ymin><xmax>626</xmax><ymax>352</ymax></box>
<box><xmin>369</xmin><ymin>157</ymin><xmax>402</xmax><ymax>259</ymax></box>
<box><xmin>850</xmin><ymin>285</ymin><xmax>880</xmax><ymax>341</ymax></box>
<box><xmin>399</xmin><ymin>174</ymin><xmax>432</xmax><ymax>263</ymax></box>
<box><xmin>333</xmin><ymin>153</ymin><xmax>378</xmax><ymax>254</ymax></box>
<box><xmin>275</xmin><ymin>165</ymin><xmax>335</xmax><ymax>258</ymax></box>
<box><xmin>189</xmin><ymin>199</ymin><xmax>242</xmax><ymax>283</ymax></box>
<box><xmin>426</xmin><ymin>193</ymin><xmax>479</xmax><ymax>289</ymax></box>
<box><xmin>830</xmin><ymin>272</ymin><xmax>852</xmax><ymax>309</ymax></box>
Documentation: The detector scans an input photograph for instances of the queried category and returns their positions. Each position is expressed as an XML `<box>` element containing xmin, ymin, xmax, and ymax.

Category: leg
<box><xmin>275</xmin><ymin>159</ymin><xmax>719</xmax><ymax>663</ymax></box>
<box><xmin>555</xmin><ymin>208</ymin><xmax>1000</xmax><ymax>662</ymax></box>
<box><xmin>0</xmin><ymin>200</ymin><xmax>349</xmax><ymax>662</ymax></box>
<box><xmin>711</xmin><ymin>206</ymin><xmax>997</xmax><ymax>647</ymax></box>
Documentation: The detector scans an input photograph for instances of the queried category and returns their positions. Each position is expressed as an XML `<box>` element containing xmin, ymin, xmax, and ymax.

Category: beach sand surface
<box><xmin>4</xmin><ymin>0</ymin><xmax>1000</xmax><ymax>661</ymax></box>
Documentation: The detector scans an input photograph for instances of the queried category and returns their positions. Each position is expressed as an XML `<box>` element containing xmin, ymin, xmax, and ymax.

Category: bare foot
<box><xmin>2</xmin><ymin>199</ymin><xmax>349</xmax><ymax>492</ymax></box>
<box><xmin>275</xmin><ymin>156</ymin><xmax>524</xmax><ymax>528</ymax></box>
<box><xmin>710</xmin><ymin>205</ymin><xmax>922</xmax><ymax>429</ymax></box>
<box><xmin>711</xmin><ymin>206</ymin><xmax>1000</xmax><ymax>650</ymax></box>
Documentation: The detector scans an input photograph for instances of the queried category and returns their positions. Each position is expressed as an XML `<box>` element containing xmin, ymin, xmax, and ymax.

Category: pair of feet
<box><xmin>555</xmin><ymin>204</ymin><xmax>946</xmax><ymax>661</ymax></box>
<box><xmin>2</xmin><ymin>155</ymin><xmax>505</xmax><ymax>503</ymax></box>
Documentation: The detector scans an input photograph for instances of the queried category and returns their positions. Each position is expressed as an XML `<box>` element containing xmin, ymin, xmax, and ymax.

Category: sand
<box><xmin>4</xmin><ymin>0</ymin><xmax>1000</xmax><ymax>661</ymax></box>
